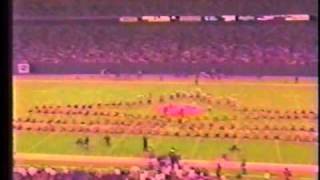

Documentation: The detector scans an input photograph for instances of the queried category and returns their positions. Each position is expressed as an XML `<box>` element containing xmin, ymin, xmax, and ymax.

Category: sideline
<box><xmin>14</xmin><ymin>153</ymin><xmax>318</xmax><ymax>175</ymax></box>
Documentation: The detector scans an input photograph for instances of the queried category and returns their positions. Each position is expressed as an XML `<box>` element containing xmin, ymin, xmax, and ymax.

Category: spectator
<box><xmin>13</xmin><ymin>0</ymin><xmax>316</xmax><ymax>17</ymax></box>
<box><xmin>13</xmin><ymin>23</ymin><xmax>316</xmax><ymax>76</ymax></box>
<box><xmin>216</xmin><ymin>163</ymin><xmax>222</xmax><ymax>179</ymax></box>
<box><xmin>241</xmin><ymin>159</ymin><xmax>247</xmax><ymax>175</ymax></box>
<box><xmin>283</xmin><ymin>168</ymin><xmax>292</xmax><ymax>180</ymax></box>
<box><xmin>263</xmin><ymin>170</ymin><xmax>271</xmax><ymax>179</ymax></box>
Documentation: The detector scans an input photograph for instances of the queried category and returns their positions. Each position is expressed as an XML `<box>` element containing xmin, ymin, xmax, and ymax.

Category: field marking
<box><xmin>275</xmin><ymin>140</ymin><xmax>283</xmax><ymax>163</ymax></box>
<box><xmin>110</xmin><ymin>134</ymin><xmax>128</xmax><ymax>155</ymax></box>
<box><xmin>16</xmin><ymin>130</ymin><xmax>317</xmax><ymax>164</ymax></box>
<box><xmin>148</xmin><ymin>135</ymin><xmax>162</xmax><ymax>153</ymax></box>
<box><xmin>190</xmin><ymin>137</ymin><xmax>201</xmax><ymax>158</ymax></box>
<box><xmin>292</xmin><ymin>94</ymin><xmax>303</xmax><ymax>110</ymax></box>
<box><xmin>25</xmin><ymin>133</ymin><xmax>56</xmax><ymax>152</ymax></box>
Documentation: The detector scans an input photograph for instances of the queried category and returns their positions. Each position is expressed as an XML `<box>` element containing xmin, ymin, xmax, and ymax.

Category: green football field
<box><xmin>13</xmin><ymin>77</ymin><xmax>318</xmax><ymax>164</ymax></box>
<box><xmin>16</xmin><ymin>132</ymin><xmax>317</xmax><ymax>164</ymax></box>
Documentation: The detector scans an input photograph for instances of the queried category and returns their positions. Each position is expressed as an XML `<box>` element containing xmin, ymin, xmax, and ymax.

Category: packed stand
<box><xmin>13</xmin><ymin>155</ymin><xmax>217</xmax><ymax>180</ymax></box>
<box><xmin>13</xmin><ymin>22</ymin><xmax>317</xmax><ymax>75</ymax></box>
<box><xmin>13</xmin><ymin>0</ymin><xmax>317</xmax><ymax>17</ymax></box>
<box><xmin>12</xmin><ymin>152</ymin><xmax>295</xmax><ymax>180</ymax></box>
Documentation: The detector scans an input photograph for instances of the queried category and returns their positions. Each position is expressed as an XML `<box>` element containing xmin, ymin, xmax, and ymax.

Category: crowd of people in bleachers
<box><xmin>13</xmin><ymin>166</ymin><xmax>130</xmax><ymax>180</ymax></box>
<box><xmin>13</xmin><ymin>165</ymin><xmax>225</xmax><ymax>180</ymax></box>
<box><xmin>13</xmin><ymin>0</ymin><xmax>316</xmax><ymax>17</ymax></box>
<box><xmin>13</xmin><ymin>22</ymin><xmax>317</xmax><ymax>75</ymax></box>
<box><xmin>13</xmin><ymin>152</ymin><xmax>295</xmax><ymax>180</ymax></box>
<box><xmin>13</xmin><ymin>153</ymin><xmax>220</xmax><ymax>180</ymax></box>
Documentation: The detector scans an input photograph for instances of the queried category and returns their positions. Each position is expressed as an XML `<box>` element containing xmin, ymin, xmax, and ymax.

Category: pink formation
<box><xmin>157</xmin><ymin>104</ymin><xmax>204</xmax><ymax>117</ymax></box>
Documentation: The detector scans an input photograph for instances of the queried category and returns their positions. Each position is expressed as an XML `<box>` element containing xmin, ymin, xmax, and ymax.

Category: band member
<box><xmin>163</xmin><ymin>107</ymin><xmax>169</xmax><ymax>115</ymax></box>
<box><xmin>143</xmin><ymin>136</ymin><xmax>148</xmax><ymax>152</ymax></box>
<box><xmin>76</xmin><ymin>138</ymin><xmax>83</xmax><ymax>146</ymax></box>
<box><xmin>295</xmin><ymin>76</ymin><xmax>299</xmax><ymax>84</ymax></box>
<box><xmin>84</xmin><ymin>136</ymin><xmax>90</xmax><ymax>149</ymax></box>
<box><xmin>229</xmin><ymin>144</ymin><xmax>240</xmax><ymax>152</ymax></box>
<box><xmin>194</xmin><ymin>73</ymin><xmax>199</xmax><ymax>85</ymax></box>
<box><xmin>104</xmin><ymin>135</ymin><xmax>111</xmax><ymax>147</ymax></box>
<box><xmin>179</xmin><ymin>108</ymin><xmax>185</xmax><ymax>117</ymax></box>
<box><xmin>168</xmin><ymin>147</ymin><xmax>180</xmax><ymax>169</ymax></box>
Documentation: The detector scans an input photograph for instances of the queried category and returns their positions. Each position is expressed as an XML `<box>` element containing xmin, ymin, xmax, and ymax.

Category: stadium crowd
<box><xmin>13</xmin><ymin>0</ymin><xmax>316</xmax><ymax>17</ymax></box>
<box><xmin>13</xmin><ymin>154</ymin><xmax>279</xmax><ymax>180</ymax></box>
<box><xmin>13</xmin><ymin>156</ymin><xmax>220</xmax><ymax>180</ymax></box>
<box><xmin>13</xmin><ymin>23</ymin><xmax>317</xmax><ymax>75</ymax></box>
<box><xmin>13</xmin><ymin>166</ymin><xmax>223</xmax><ymax>180</ymax></box>
<box><xmin>14</xmin><ymin>152</ymin><xmax>297</xmax><ymax>180</ymax></box>
<box><xmin>12</xmin><ymin>1</ymin><xmax>316</xmax><ymax>180</ymax></box>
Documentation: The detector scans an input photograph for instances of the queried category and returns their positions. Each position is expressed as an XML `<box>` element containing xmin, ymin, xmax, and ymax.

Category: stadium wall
<box><xmin>13</xmin><ymin>0</ymin><xmax>317</xmax><ymax>16</ymax></box>
<box><xmin>12</xmin><ymin>62</ymin><xmax>318</xmax><ymax>76</ymax></box>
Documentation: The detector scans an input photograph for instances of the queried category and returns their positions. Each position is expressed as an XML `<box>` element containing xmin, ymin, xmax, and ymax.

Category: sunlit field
<box><xmin>13</xmin><ymin>76</ymin><xmax>318</xmax><ymax>164</ymax></box>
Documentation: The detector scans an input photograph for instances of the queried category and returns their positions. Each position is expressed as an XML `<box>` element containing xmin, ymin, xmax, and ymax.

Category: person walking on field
<box><xmin>168</xmin><ymin>147</ymin><xmax>180</xmax><ymax>169</ymax></box>
<box><xmin>76</xmin><ymin>138</ymin><xmax>83</xmax><ymax>146</ymax></box>
<box><xmin>194</xmin><ymin>73</ymin><xmax>199</xmax><ymax>85</ymax></box>
<box><xmin>84</xmin><ymin>136</ymin><xmax>90</xmax><ymax>149</ymax></box>
<box><xmin>104</xmin><ymin>135</ymin><xmax>111</xmax><ymax>147</ymax></box>
<box><xmin>143</xmin><ymin>136</ymin><xmax>148</xmax><ymax>152</ymax></box>
<box><xmin>229</xmin><ymin>144</ymin><xmax>240</xmax><ymax>152</ymax></box>
<box><xmin>295</xmin><ymin>76</ymin><xmax>299</xmax><ymax>84</ymax></box>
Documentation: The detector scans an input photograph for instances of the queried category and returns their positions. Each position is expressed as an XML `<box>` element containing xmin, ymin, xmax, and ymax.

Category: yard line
<box><xmin>109</xmin><ymin>134</ymin><xmax>129</xmax><ymax>155</ymax></box>
<box><xmin>110</xmin><ymin>124</ymin><xmax>140</xmax><ymax>155</ymax></box>
<box><xmin>292</xmin><ymin>94</ymin><xmax>302</xmax><ymax>109</ymax></box>
<box><xmin>190</xmin><ymin>137</ymin><xmax>201</xmax><ymax>158</ymax></box>
<box><xmin>27</xmin><ymin>132</ymin><xmax>56</xmax><ymax>152</ymax></box>
<box><xmin>275</xmin><ymin>140</ymin><xmax>283</xmax><ymax>163</ymax></box>
<box><xmin>148</xmin><ymin>135</ymin><xmax>161</xmax><ymax>153</ymax></box>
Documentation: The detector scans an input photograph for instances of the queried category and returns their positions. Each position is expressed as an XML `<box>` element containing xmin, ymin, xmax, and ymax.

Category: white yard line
<box><xmin>190</xmin><ymin>137</ymin><xmax>201</xmax><ymax>158</ymax></box>
<box><xmin>26</xmin><ymin>133</ymin><xmax>56</xmax><ymax>152</ymax></box>
<box><xmin>109</xmin><ymin>125</ymin><xmax>140</xmax><ymax>154</ymax></box>
<box><xmin>149</xmin><ymin>135</ymin><xmax>161</xmax><ymax>152</ymax></box>
<box><xmin>275</xmin><ymin>140</ymin><xmax>283</xmax><ymax>163</ymax></box>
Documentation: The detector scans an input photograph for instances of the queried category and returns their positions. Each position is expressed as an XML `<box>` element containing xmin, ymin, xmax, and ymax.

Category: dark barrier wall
<box><xmin>13</xmin><ymin>62</ymin><xmax>318</xmax><ymax>76</ymax></box>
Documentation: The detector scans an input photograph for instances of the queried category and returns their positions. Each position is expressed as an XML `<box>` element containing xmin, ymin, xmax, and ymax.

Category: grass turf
<box><xmin>16</xmin><ymin>132</ymin><xmax>317</xmax><ymax>164</ymax></box>
<box><xmin>14</xmin><ymin>79</ymin><xmax>317</xmax><ymax>117</ymax></box>
<box><xmin>13</xmin><ymin>78</ymin><xmax>318</xmax><ymax>164</ymax></box>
